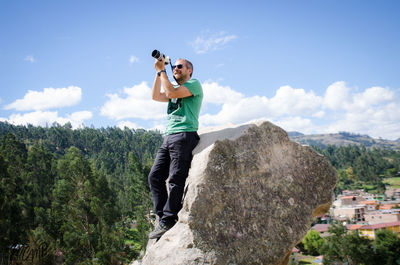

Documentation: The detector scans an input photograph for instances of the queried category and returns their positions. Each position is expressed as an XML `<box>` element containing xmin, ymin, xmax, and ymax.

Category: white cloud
<box><xmin>150</xmin><ymin>123</ymin><xmax>166</xmax><ymax>132</ymax></box>
<box><xmin>190</xmin><ymin>31</ymin><xmax>237</xmax><ymax>54</ymax></box>
<box><xmin>268</xmin><ymin>85</ymin><xmax>322</xmax><ymax>116</ymax></box>
<box><xmin>67</xmin><ymin>111</ymin><xmax>93</xmax><ymax>122</ymax></box>
<box><xmin>273</xmin><ymin>116</ymin><xmax>314</xmax><ymax>134</ymax></box>
<box><xmin>117</xmin><ymin>121</ymin><xmax>139</xmax><ymax>130</ymax></box>
<box><xmin>129</xmin><ymin>55</ymin><xmax>139</xmax><ymax>64</ymax></box>
<box><xmin>319</xmin><ymin>82</ymin><xmax>400</xmax><ymax>139</ymax></box>
<box><xmin>197</xmin><ymin>81</ymin><xmax>400</xmax><ymax>140</ymax></box>
<box><xmin>323</xmin><ymin>82</ymin><xmax>394</xmax><ymax>112</ymax></box>
<box><xmin>322</xmin><ymin>101</ymin><xmax>400</xmax><ymax>140</ymax></box>
<box><xmin>100</xmin><ymin>81</ymin><xmax>166</xmax><ymax>120</ymax></box>
<box><xmin>351</xmin><ymin>86</ymin><xmax>394</xmax><ymax>110</ymax></box>
<box><xmin>200</xmin><ymin>85</ymin><xmax>322</xmax><ymax>127</ymax></box>
<box><xmin>202</xmin><ymin>81</ymin><xmax>243</xmax><ymax>105</ymax></box>
<box><xmin>5</xmin><ymin>86</ymin><xmax>82</xmax><ymax>111</ymax></box>
<box><xmin>25</xmin><ymin>55</ymin><xmax>35</xmax><ymax>63</ymax></box>
<box><xmin>5</xmin><ymin>110</ymin><xmax>92</xmax><ymax>128</ymax></box>
<box><xmin>323</xmin><ymin>81</ymin><xmax>351</xmax><ymax>110</ymax></box>
<box><xmin>200</xmin><ymin>95</ymin><xmax>270</xmax><ymax>126</ymax></box>
<box><xmin>313</xmin><ymin>111</ymin><xmax>325</xmax><ymax>118</ymax></box>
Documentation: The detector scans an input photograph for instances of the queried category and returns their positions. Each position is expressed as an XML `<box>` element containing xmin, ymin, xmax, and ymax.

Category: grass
<box><xmin>297</xmin><ymin>255</ymin><xmax>321</xmax><ymax>265</ymax></box>
<box><xmin>363</xmin><ymin>184</ymin><xmax>375</xmax><ymax>191</ymax></box>
<box><xmin>383</xmin><ymin>177</ymin><xmax>400</xmax><ymax>189</ymax></box>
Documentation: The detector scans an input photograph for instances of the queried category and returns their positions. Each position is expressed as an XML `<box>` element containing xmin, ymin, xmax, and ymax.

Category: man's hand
<box><xmin>154</xmin><ymin>58</ymin><xmax>165</xmax><ymax>72</ymax></box>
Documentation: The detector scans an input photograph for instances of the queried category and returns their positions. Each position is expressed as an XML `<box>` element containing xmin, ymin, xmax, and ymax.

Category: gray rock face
<box><xmin>142</xmin><ymin>121</ymin><xmax>337</xmax><ymax>265</ymax></box>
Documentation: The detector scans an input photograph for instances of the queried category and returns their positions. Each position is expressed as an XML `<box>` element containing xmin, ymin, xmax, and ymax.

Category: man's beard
<box><xmin>174</xmin><ymin>74</ymin><xmax>186</xmax><ymax>85</ymax></box>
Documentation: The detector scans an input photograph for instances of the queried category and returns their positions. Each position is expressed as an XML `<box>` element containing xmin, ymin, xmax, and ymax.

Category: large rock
<box><xmin>141</xmin><ymin>121</ymin><xmax>337</xmax><ymax>265</ymax></box>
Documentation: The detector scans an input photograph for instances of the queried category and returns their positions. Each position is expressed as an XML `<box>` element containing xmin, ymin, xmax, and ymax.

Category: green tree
<box><xmin>119</xmin><ymin>153</ymin><xmax>153</xmax><ymax>260</ymax></box>
<box><xmin>342</xmin><ymin>231</ymin><xmax>374</xmax><ymax>265</ymax></box>
<box><xmin>0</xmin><ymin>133</ymin><xmax>28</xmax><ymax>255</ymax></box>
<box><xmin>320</xmin><ymin>223</ymin><xmax>347</xmax><ymax>264</ymax></box>
<box><xmin>373</xmin><ymin>229</ymin><xmax>400</xmax><ymax>265</ymax></box>
<box><xmin>320</xmin><ymin>224</ymin><xmax>375</xmax><ymax>265</ymax></box>
<box><xmin>51</xmin><ymin>147</ymin><xmax>123</xmax><ymax>264</ymax></box>
<box><xmin>25</xmin><ymin>144</ymin><xmax>56</xmax><ymax>228</ymax></box>
<box><xmin>302</xmin><ymin>230</ymin><xmax>323</xmax><ymax>256</ymax></box>
<box><xmin>320</xmin><ymin>224</ymin><xmax>400</xmax><ymax>265</ymax></box>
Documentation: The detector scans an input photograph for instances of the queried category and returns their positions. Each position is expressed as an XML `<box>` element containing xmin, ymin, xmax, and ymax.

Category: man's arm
<box><xmin>159</xmin><ymin>72</ymin><xmax>193</xmax><ymax>99</ymax></box>
<box><xmin>151</xmin><ymin>73</ymin><xmax>169</xmax><ymax>102</ymax></box>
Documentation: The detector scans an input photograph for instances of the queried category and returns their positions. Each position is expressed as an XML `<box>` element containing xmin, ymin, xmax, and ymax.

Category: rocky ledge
<box><xmin>141</xmin><ymin>121</ymin><xmax>337</xmax><ymax>265</ymax></box>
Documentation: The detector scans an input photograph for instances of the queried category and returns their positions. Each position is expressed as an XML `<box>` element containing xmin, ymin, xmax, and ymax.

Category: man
<box><xmin>148</xmin><ymin>57</ymin><xmax>203</xmax><ymax>239</ymax></box>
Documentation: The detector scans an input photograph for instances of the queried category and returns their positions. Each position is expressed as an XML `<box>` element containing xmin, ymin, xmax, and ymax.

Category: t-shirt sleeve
<box><xmin>184</xmin><ymin>79</ymin><xmax>203</xmax><ymax>97</ymax></box>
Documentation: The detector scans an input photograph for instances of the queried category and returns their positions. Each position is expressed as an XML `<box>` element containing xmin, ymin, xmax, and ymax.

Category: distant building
<box><xmin>379</xmin><ymin>204</ymin><xmax>398</xmax><ymax>210</ymax></box>
<box><xmin>339</xmin><ymin>195</ymin><xmax>364</xmax><ymax>206</ymax></box>
<box><xmin>385</xmin><ymin>188</ymin><xmax>400</xmax><ymax>200</ymax></box>
<box><xmin>333</xmin><ymin>206</ymin><xmax>366</xmax><ymax>222</ymax></box>
<box><xmin>347</xmin><ymin>224</ymin><xmax>365</xmax><ymax>231</ymax></box>
<box><xmin>364</xmin><ymin>210</ymin><xmax>400</xmax><ymax>225</ymax></box>
<box><xmin>374</xmin><ymin>195</ymin><xmax>386</xmax><ymax>201</ymax></box>
<box><xmin>359</xmin><ymin>200</ymin><xmax>378</xmax><ymax>211</ymax></box>
<box><xmin>342</xmin><ymin>190</ymin><xmax>357</xmax><ymax>196</ymax></box>
<box><xmin>311</xmin><ymin>224</ymin><xmax>331</xmax><ymax>237</ymax></box>
<box><xmin>359</xmin><ymin>221</ymin><xmax>400</xmax><ymax>239</ymax></box>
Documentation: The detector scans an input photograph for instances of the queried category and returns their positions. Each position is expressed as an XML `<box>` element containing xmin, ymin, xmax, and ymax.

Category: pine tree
<box><xmin>0</xmin><ymin>133</ymin><xmax>28</xmax><ymax>255</ymax></box>
<box><xmin>51</xmin><ymin>147</ymin><xmax>123</xmax><ymax>264</ymax></box>
<box><xmin>25</xmin><ymin>144</ymin><xmax>56</xmax><ymax>228</ymax></box>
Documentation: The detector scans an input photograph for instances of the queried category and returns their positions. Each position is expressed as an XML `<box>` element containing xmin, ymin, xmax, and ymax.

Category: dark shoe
<box><xmin>148</xmin><ymin>223</ymin><xmax>173</xmax><ymax>239</ymax></box>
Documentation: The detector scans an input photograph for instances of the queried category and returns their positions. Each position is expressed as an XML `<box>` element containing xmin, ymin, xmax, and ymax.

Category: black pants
<box><xmin>148</xmin><ymin>131</ymin><xmax>200</xmax><ymax>226</ymax></box>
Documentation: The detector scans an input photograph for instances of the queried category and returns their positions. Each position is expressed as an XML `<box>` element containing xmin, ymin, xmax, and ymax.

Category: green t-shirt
<box><xmin>165</xmin><ymin>78</ymin><xmax>203</xmax><ymax>135</ymax></box>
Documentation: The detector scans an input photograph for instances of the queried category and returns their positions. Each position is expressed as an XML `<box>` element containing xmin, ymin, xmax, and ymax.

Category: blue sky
<box><xmin>1</xmin><ymin>0</ymin><xmax>400</xmax><ymax>139</ymax></box>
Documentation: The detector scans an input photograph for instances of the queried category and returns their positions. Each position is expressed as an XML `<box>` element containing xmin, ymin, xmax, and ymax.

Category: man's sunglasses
<box><xmin>172</xmin><ymin>64</ymin><xmax>184</xmax><ymax>70</ymax></box>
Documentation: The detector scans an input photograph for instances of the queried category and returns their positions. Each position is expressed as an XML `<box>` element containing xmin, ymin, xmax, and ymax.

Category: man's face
<box><xmin>173</xmin><ymin>60</ymin><xmax>191</xmax><ymax>83</ymax></box>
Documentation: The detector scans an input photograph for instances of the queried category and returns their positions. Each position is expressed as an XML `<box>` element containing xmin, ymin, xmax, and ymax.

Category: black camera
<box><xmin>151</xmin><ymin>50</ymin><xmax>171</xmax><ymax>65</ymax></box>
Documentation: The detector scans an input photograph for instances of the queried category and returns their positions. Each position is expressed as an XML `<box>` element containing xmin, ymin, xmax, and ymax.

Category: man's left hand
<box><xmin>155</xmin><ymin>58</ymin><xmax>165</xmax><ymax>72</ymax></box>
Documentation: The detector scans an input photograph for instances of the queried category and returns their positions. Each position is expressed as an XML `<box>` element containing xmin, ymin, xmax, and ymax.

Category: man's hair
<box><xmin>179</xmin><ymin>59</ymin><xmax>193</xmax><ymax>77</ymax></box>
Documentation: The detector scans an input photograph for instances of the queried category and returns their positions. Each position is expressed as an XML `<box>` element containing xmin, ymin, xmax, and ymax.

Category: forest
<box><xmin>1</xmin><ymin>121</ymin><xmax>400</xmax><ymax>264</ymax></box>
<box><xmin>0</xmin><ymin>122</ymin><xmax>162</xmax><ymax>264</ymax></box>
<box><xmin>313</xmin><ymin>145</ymin><xmax>400</xmax><ymax>194</ymax></box>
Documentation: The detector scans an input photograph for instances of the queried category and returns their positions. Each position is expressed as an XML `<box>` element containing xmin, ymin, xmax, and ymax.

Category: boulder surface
<box><xmin>141</xmin><ymin>121</ymin><xmax>337</xmax><ymax>265</ymax></box>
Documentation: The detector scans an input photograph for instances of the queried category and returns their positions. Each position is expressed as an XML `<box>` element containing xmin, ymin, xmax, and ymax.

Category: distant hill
<box><xmin>288</xmin><ymin>131</ymin><xmax>400</xmax><ymax>150</ymax></box>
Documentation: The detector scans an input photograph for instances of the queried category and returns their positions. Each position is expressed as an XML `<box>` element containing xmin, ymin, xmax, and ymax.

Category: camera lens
<box><xmin>151</xmin><ymin>50</ymin><xmax>169</xmax><ymax>65</ymax></box>
<box><xmin>152</xmin><ymin>50</ymin><xmax>162</xmax><ymax>60</ymax></box>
